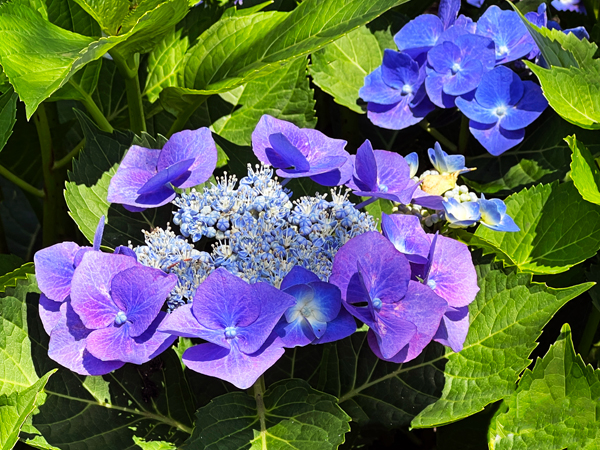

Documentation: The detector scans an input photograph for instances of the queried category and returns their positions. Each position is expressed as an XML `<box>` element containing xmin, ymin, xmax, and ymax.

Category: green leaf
<box><xmin>0</xmin><ymin>255</ymin><xmax>24</xmax><ymax>277</ymax></box>
<box><xmin>0</xmin><ymin>87</ymin><xmax>18</xmax><ymax>154</ymax></box>
<box><xmin>309</xmin><ymin>25</ymin><xmax>383</xmax><ymax>114</ymax></box>
<box><xmin>0</xmin><ymin>262</ymin><xmax>35</xmax><ymax>294</ymax></box>
<box><xmin>436</xmin><ymin>404</ymin><xmax>499</xmax><ymax>450</ymax></box>
<box><xmin>211</xmin><ymin>56</ymin><xmax>316</xmax><ymax>146</ymax></box>
<box><xmin>64</xmin><ymin>110</ymin><xmax>172</xmax><ymax>247</ymax></box>
<box><xmin>46</xmin><ymin>0</ymin><xmax>101</xmax><ymax>36</ymax></box>
<box><xmin>489</xmin><ymin>324</ymin><xmax>600</xmax><ymax>449</ymax></box>
<box><xmin>473</xmin><ymin>182</ymin><xmax>600</xmax><ymax>274</ymax></box>
<box><xmin>71</xmin><ymin>0</ymin><xmax>130</xmax><ymax>35</ymax></box>
<box><xmin>363</xmin><ymin>198</ymin><xmax>394</xmax><ymax>231</ymax></box>
<box><xmin>144</xmin><ymin>27</ymin><xmax>189</xmax><ymax>103</ymax></box>
<box><xmin>0</xmin><ymin>370</ymin><xmax>55</xmax><ymax>450</ymax></box>
<box><xmin>132</xmin><ymin>437</ymin><xmax>176</xmax><ymax>450</ymax></box>
<box><xmin>91</xmin><ymin>59</ymin><xmax>128</xmax><ymax>123</ymax></box>
<box><xmin>184</xmin><ymin>379</ymin><xmax>350</xmax><ymax>449</ymax></box>
<box><xmin>49</xmin><ymin>59</ymin><xmax>102</xmax><ymax>102</ymax></box>
<box><xmin>568</xmin><ymin>134</ymin><xmax>600</xmax><ymax>205</ymax></box>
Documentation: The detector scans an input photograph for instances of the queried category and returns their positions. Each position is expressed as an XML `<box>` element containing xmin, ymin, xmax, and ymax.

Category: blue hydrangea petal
<box><xmin>381</xmin><ymin>50</ymin><xmax>420</xmax><ymax>90</ymax></box>
<box><xmin>137</xmin><ymin>158</ymin><xmax>194</xmax><ymax>195</ymax></box>
<box><xmin>39</xmin><ymin>294</ymin><xmax>63</xmax><ymax>336</ymax></box>
<box><xmin>156</xmin><ymin>128</ymin><xmax>217</xmax><ymax>189</ymax></box>
<box><xmin>405</xmin><ymin>152</ymin><xmax>419</xmax><ymax>178</ymax></box>
<box><xmin>564</xmin><ymin>26</ymin><xmax>589</xmax><ymax>40</ymax></box>
<box><xmin>433</xmin><ymin>305</ymin><xmax>470</xmax><ymax>352</ymax></box>
<box><xmin>278</xmin><ymin>156</ymin><xmax>347</xmax><ymax>179</ymax></box>
<box><xmin>360</xmin><ymin>67</ymin><xmax>406</xmax><ymax>105</ymax></box>
<box><xmin>266</xmin><ymin>133</ymin><xmax>311</xmax><ymax>173</ymax></box>
<box><xmin>92</xmin><ymin>216</ymin><xmax>105</xmax><ymax>251</ymax></box>
<box><xmin>424</xmin><ymin>68</ymin><xmax>457</xmax><ymax>109</ymax></box>
<box><xmin>469</xmin><ymin>120</ymin><xmax>525</xmax><ymax>156</ymax></box>
<box><xmin>280</xmin><ymin>265</ymin><xmax>321</xmax><ymax>290</ymax></box>
<box><xmin>427</xmin><ymin>142</ymin><xmax>467</xmax><ymax>174</ymax></box>
<box><xmin>354</xmin><ymin>140</ymin><xmax>378</xmax><ymax>191</ymax></box>
<box><xmin>474</xmin><ymin>66</ymin><xmax>524</xmax><ymax>110</ymax></box>
<box><xmin>476</xmin><ymin>6</ymin><xmax>533</xmax><ymax>63</ymax></box>
<box><xmin>551</xmin><ymin>0</ymin><xmax>586</xmax><ymax>13</ymax></box>
<box><xmin>443</xmin><ymin>197</ymin><xmax>481</xmax><ymax>226</ymax></box>
<box><xmin>34</xmin><ymin>241</ymin><xmax>80</xmax><ymax>302</ymax></box>
<box><xmin>313</xmin><ymin>306</ymin><xmax>356</xmax><ymax>344</ymax></box>
<box><xmin>394</xmin><ymin>15</ymin><xmax>444</xmax><ymax>58</ymax></box>
<box><xmin>366</xmin><ymin>94</ymin><xmax>435</xmax><ymax>130</ymax></box>
<box><xmin>182</xmin><ymin>338</ymin><xmax>285</xmax><ymax>390</ymax></box>
<box><xmin>411</xmin><ymin>189</ymin><xmax>445</xmax><ymax>210</ymax></box>
<box><xmin>381</xmin><ymin>213</ymin><xmax>431</xmax><ymax>264</ymax></box>
<box><xmin>158</xmin><ymin>303</ymin><xmax>221</xmax><ymax>339</ymax></box>
<box><xmin>283</xmin><ymin>284</ymin><xmax>314</xmax><ymax>323</ymax></box>
<box><xmin>274</xmin><ymin>316</ymin><xmax>315</xmax><ymax>348</ymax></box>
<box><xmin>500</xmin><ymin>81</ymin><xmax>548</xmax><ymax>131</ymax></box>
<box><xmin>107</xmin><ymin>167</ymin><xmax>176</xmax><ymax>211</ymax></box>
<box><xmin>428</xmin><ymin>41</ymin><xmax>461</xmax><ymax>74</ymax></box>
<box><xmin>70</xmin><ymin>252</ymin><xmax>138</xmax><ymax>330</ymax></box>
<box><xmin>455</xmin><ymin>94</ymin><xmax>498</xmax><ymax>125</ymax></box>
<box><xmin>438</xmin><ymin>15</ymin><xmax>476</xmax><ymax>43</ymax></box>
<box><xmin>466</xmin><ymin>0</ymin><xmax>484</xmax><ymax>7</ymax></box>
<box><xmin>306</xmin><ymin>317</ymin><xmax>327</xmax><ymax>339</ymax></box>
<box><xmin>480</xmin><ymin>197</ymin><xmax>519</xmax><ymax>232</ymax></box>
<box><xmin>109</xmin><ymin>266</ymin><xmax>177</xmax><ymax>337</ymax></box>
<box><xmin>438</xmin><ymin>0</ymin><xmax>461</xmax><ymax>29</ymax></box>
<box><xmin>445</xmin><ymin>59</ymin><xmax>485</xmax><ymax>96</ymax></box>
<box><xmin>48</xmin><ymin>302</ymin><xmax>124</xmax><ymax>376</ymax></box>
<box><xmin>307</xmin><ymin>281</ymin><xmax>342</xmax><ymax>322</ymax></box>
<box><xmin>114</xmin><ymin>246</ymin><xmax>137</xmax><ymax>259</ymax></box>
<box><xmin>251</xmin><ymin>115</ymin><xmax>311</xmax><ymax>166</ymax></box>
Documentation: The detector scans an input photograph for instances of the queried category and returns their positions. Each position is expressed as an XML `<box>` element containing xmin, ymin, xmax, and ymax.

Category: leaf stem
<box><xmin>458</xmin><ymin>115</ymin><xmax>469</xmax><ymax>154</ymax></box>
<box><xmin>253</xmin><ymin>375</ymin><xmax>268</xmax><ymax>450</ymax></box>
<box><xmin>418</xmin><ymin>120</ymin><xmax>458</xmax><ymax>153</ymax></box>
<box><xmin>112</xmin><ymin>51</ymin><xmax>146</xmax><ymax>134</ymax></box>
<box><xmin>167</xmin><ymin>95</ymin><xmax>208</xmax><ymax>137</ymax></box>
<box><xmin>0</xmin><ymin>164</ymin><xmax>44</xmax><ymax>198</ymax></box>
<box><xmin>69</xmin><ymin>80</ymin><xmax>113</xmax><ymax>133</ymax></box>
<box><xmin>578</xmin><ymin>303</ymin><xmax>600</xmax><ymax>360</ymax></box>
<box><xmin>52</xmin><ymin>139</ymin><xmax>85</xmax><ymax>170</ymax></box>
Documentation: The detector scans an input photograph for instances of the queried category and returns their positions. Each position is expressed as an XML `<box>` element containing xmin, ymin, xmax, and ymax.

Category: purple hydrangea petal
<box><xmin>119</xmin><ymin>145</ymin><xmax>161</xmax><ymax>172</ymax></box>
<box><xmin>354</xmin><ymin>140</ymin><xmax>378</xmax><ymax>191</ymax></box>
<box><xmin>280</xmin><ymin>266</ymin><xmax>321</xmax><ymax>290</ymax></box>
<box><xmin>456</xmin><ymin>95</ymin><xmax>499</xmax><ymax>125</ymax></box>
<box><xmin>381</xmin><ymin>213</ymin><xmax>430</xmax><ymax>264</ymax></box>
<box><xmin>331</xmin><ymin>231</ymin><xmax>411</xmax><ymax>304</ymax></box>
<box><xmin>438</xmin><ymin>0</ymin><xmax>461</xmax><ymax>29</ymax></box>
<box><xmin>367</xmin><ymin>95</ymin><xmax>435</xmax><ymax>130</ymax></box>
<box><xmin>426</xmin><ymin>234</ymin><xmax>479</xmax><ymax>308</ymax></box>
<box><xmin>48</xmin><ymin>302</ymin><xmax>124</xmax><ymax>376</ymax></box>
<box><xmin>427</xmin><ymin>142</ymin><xmax>467</xmax><ymax>174</ymax></box>
<box><xmin>313</xmin><ymin>306</ymin><xmax>356</xmax><ymax>344</ymax></box>
<box><xmin>109</xmin><ymin>266</ymin><xmax>177</xmax><ymax>337</ymax></box>
<box><xmin>34</xmin><ymin>241</ymin><xmax>80</xmax><ymax>302</ymax></box>
<box><xmin>274</xmin><ymin>316</ymin><xmax>315</xmax><ymax>348</ymax></box>
<box><xmin>114</xmin><ymin>246</ymin><xmax>137</xmax><ymax>259</ymax></box>
<box><xmin>235</xmin><ymin>282</ymin><xmax>296</xmax><ymax>355</ymax></box>
<box><xmin>310</xmin><ymin>155</ymin><xmax>353</xmax><ymax>186</ymax></box>
<box><xmin>372</xmin><ymin>302</ymin><xmax>418</xmax><ymax>359</ymax></box>
<box><xmin>192</xmin><ymin>268</ymin><xmax>260</xmax><ymax>330</ymax></box>
<box><xmin>133</xmin><ymin>311</ymin><xmax>178</xmax><ymax>361</ymax></box>
<box><xmin>469</xmin><ymin>120</ymin><xmax>525</xmax><ymax>156</ymax></box>
<box><xmin>73</xmin><ymin>247</ymin><xmax>93</xmax><ymax>268</ymax></box>
<box><xmin>107</xmin><ymin>167</ymin><xmax>176</xmax><ymax>211</ymax></box>
<box><xmin>70</xmin><ymin>252</ymin><xmax>138</xmax><ymax>330</ymax></box>
<box><xmin>251</xmin><ymin>115</ymin><xmax>311</xmax><ymax>165</ymax></box>
<box><xmin>39</xmin><ymin>294</ymin><xmax>63</xmax><ymax>335</ymax></box>
<box><xmin>157</xmin><ymin>128</ymin><xmax>218</xmax><ymax>189</ymax></box>
<box><xmin>381</xmin><ymin>50</ymin><xmax>420</xmax><ymax>90</ymax></box>
<box><xmin>394</xmin><ymin>15</ymin><xmax>444</xmax><ymax>58</ymax></box>
<box><xmin>411</xmin><ymin>188</ymin><xmax>445</xmax><ymax>210</ymax></box>
<box><xmin>267</xmin><ymin>133</ymin><xmax>311</xmax><ymax>173</ymax></box>
<box><xmin>360</xmin><ymin>67</ymin><xmax>406</xmax><ymax>106</ymax></box>
<box><xmin>467</xmin><ymin>0</ymin><xmax>484</xmax><ymax>6</ymax></box>
<box><xmin>92</xmin><ymin>216</ymin><xmax>105</xmax><ymax>251</ymax></box>
<box><xmin>302</xmin><ymin>129</ymin><xmax>348</xmax><ymax>165</ymax></box>
<box><xmin>474</xmin><ymin>66</ymin><xmax>524</xmax><ymax>110</ymax></box>
<box><xmin>159</xmin><ymin>304</ymin><xmax>226</xmax><ymax>343</ymax></box>
<box><xmin>476</xmin><ymin>6</ymin><xmax>533</xmax><ymax>64</ymax></box>
<box><xmin>374</xmin><ymin>150</ymin><xmax>411</xmax><ymax>193</ymax></box>
<box><xmin>434</xmin><ymin>305</ymin><xmax>470</xmax><ymax>352</ymax></box>
<box><xmin>182</xmin><ymin>338</ymin><xmax>285</xmax><ymax>389</ymax></box>
<box><xmin>276</xmin><ymin>156</ymin><xmax>347</xmax><ymax>179</ymax></box>
<box><xmin>137</xmin><ymin>158</ymin><xmax>194</xmax><ymax>195</ymax></box>
<box><xmin>500</xmin><ymin>81</ymin><xmax>548</xmax><ymax>131</ymax></box>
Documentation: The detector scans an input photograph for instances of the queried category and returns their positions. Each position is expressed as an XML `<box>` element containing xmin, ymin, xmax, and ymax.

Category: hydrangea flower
<box><xmin>381</xmin><ymin>213</ymin><xmax>430</xmax><ymax>264</ymax></box>
<box><xmin>426</xmin><ymin>33</ymin><xmax>495</xmax><ymax>108</ymax></box>
<box><xmin>455</xmin><ymin>66</ymin><xmax>548</xmax><ymax>155</ymax></box>
<box><xmin>251</xmin><ymin>115</ymin><xmax>351</xmax><ymax>186</ymax></box>
<box><xmin>359</xmin><ymin>50</ymin><xmax>434</xmax><ymax>130</ymax></box>
<box><xmin>108</xmin><ymin>128</ymin><xmax>217</xmax><ymax>211</ymax></box>
<box><xmin>476</xmin><ymin>6</ymin><xmax>534</xmax><ymax>64</ymax></box>
<box><xmin>479</xmin><ymin>194</ymin><xmax>520</xmax><ymax>232</ymax></box>
<box><xmin>330</xmin><ymin>232</ymin><xmax>447</xmax><ymax>363</ymax></box>
<box><xmin>551</xmin><ymin>0</ymin><xmax>586</xmax><ymax>14</ymax></box>
<box><xmin>428</xmin><ymin>141</ymin><xmax>468</xmax><ymax>174</ymax></box>
<box><xmin>443</xmin><ymin>197</ymin><xmax>481</xmax><ymax>227</ymax></box>
<box><xmin>346</xmin><ymin>139</ymin><xmax>419</xmax><ymax>205</ymax></box>
<box><xmin>274</xmin><ymin>266</ymin><xmax>356</xmax><ymax>348</ymax></box>
<box><xmin>158</xmin><ymin>268</ymin><xmax>295</xmax><ymax>389</ymax></box>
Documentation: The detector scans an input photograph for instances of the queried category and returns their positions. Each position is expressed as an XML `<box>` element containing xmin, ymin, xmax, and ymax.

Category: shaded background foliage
<box><xmin>0</xmin><ymin>0</ymin><xmax>600</xmax><ymax>449</ymax></box>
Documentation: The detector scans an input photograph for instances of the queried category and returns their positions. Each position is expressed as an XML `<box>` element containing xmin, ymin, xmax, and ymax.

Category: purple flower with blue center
<box><xmin>330</xmin><ymin>232</ymin><xmax>447</xmax><ymax>363</ymax></box>
<box><xmin>416</xmin><ymin>234</ymin><xmax>479</xmax><ymax>352</ymax></box>
<box><xmin>346</xmin><ymin>140</ymin><xmax>419</xmax><ymax>205</ymax></box>
<box><xmin>478</xmin><ymin>194</ymin><xmax>520</xmax><ymax>232</ymax></box>
<box><xmin>251</xmin><ymin>115</ymin><xmax>351</xmax><ymax>186</ymax></box>
<box><xmin>426</xmin><ymin>33</ymin><xmax>496</xmax><ymax>108</ymax></box>
<box><xmin>551</xmin><ymin>0</ymin><xmax>586</xmax><ymax>14</ymax></box>
<box><xmin>158</xmin><ymin>268</ymin><xmax>295</xmax><ymax>389</ymax></box>
<box><xmin>455</xmin><ymin>66</ymin><xmax>548</xmax><ymax>155</ymax></box>
<box><xmin>381</xmin><ymin>213</ymin><xmax>430</xmax><ymax>264</ymax></box>
<box><xmin>476</xmin><ymin>5</ymin><xmax>534</xmax><ymax>64</ymax></box>
<box><xmin>443</xmin><ymin>197</ymin><xmax>481</xmax><ymax>227</ymax></box>
<box><xmin>108</xmin><ymin>127</ymin><xmax>217</xmax><ymax>211</ymax></box>
<box><xmin>359</xmin><ymin>50</ymin><xmax>434</xmax><ymax>131</ymax></box>
<box><xmin>274</xmin><ymin>266</ymin><xmax>356</xmax><ymax>348</ymax></box>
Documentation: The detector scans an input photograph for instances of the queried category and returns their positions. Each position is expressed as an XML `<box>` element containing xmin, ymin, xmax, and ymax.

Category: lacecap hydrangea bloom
<box><xmin>360</xmin><ymin>0</ymin><xmax>553</xmax><ymax>155</ymax></box>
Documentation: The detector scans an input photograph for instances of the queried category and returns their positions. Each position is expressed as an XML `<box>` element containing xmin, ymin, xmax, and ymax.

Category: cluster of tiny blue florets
<box><xmin>135</xmin><ymin>165</ymin><xmax>376</xmax><ymax>311</ymax></box>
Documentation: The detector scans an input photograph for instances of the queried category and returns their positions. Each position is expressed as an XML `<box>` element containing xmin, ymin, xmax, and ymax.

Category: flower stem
<box><xmin>458</xmin><ymin>115</ymin><xmax>469</xmax><ymax>154</ymax></box>
<box><xmin>52</xmin><ymin>138</ymin><xmax>85</xmax><ymax>170</ymax></box>
<box><xmin>418</xmin><ymin>120</ymin><xmax>458</xmax><ymax>153</ymax></box>
<box><xmin>112</xmin><ymin>51</ymin><xmax>146</xmax><ymax>134</ymax></box>
<box><xmin>578</xmin><ymin>303</ymin><xmax>600</xmax><ymax>361</ymax></box>
<box><xmin>253</xmin><ymin>375</ymin><xmax>268</xmax><ymax>449</ymax></box>
<box><xmin>69</xmin><ymin>80</ymin><xmax>113</xmax><ymax>133</ymax></box>
<box><xmin>0</xmin><ymin>164</ymin><xmax>44</xmax><ymax>198</ymax></box>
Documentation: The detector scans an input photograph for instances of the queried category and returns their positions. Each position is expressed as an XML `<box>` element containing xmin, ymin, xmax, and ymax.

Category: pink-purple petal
<box><xmin>381</xmin><ymin>213</ymin><xmax>430</xmax><ymax>264</ymax></box>
<box><xmin>39</xmin><ymin>294</ymin><xmax>63</xmax><ymax>335</ymax></box>
<box><xmin>34</xmin><ymin>242</ymin><xmax>80</xmax><ymax>302</ymax></box>
<box><xmin>252</xmin><ymin>115</ymin><xmax>310</xmax><ymax>164</ymax></box>
<box><xmin>434</xmin><ymin>306</ymin><xmax>470</xmax><ymax>352</ymax></box>
<box><xmin>137</xmin><ymin>158</ymin><xmax>194</xmax><ymax>194</ymax></box>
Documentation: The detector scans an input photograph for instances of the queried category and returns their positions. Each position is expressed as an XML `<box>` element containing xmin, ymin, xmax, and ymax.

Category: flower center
<box><xmin>378</xmin><ymin>184</ymin><xmax>388</xmax><ymax>193</ymax></box>
<box><xmin>451</xmin><ymin>62</ymin><xmax>461</xmax><ymax>74</ymax></box>
<box><xmin>401</xmin><ymin>84</ymin><xmax>413</xmax><ymax>95</ymax></box>
<box><xmin>224</xmin><ymin>326</ymin><xmax>237</xmax><ymax>339</ymax></box>
<box><xmin>427</xmin><ymin>279</ymin><xmax>437</xmax><ymax>290</ymax></box>
<box><xmin>498</xmin><ymin>45</ymin><xmax>509</xmax><ymax>56</ymax></box>
<box><xmin>301</xmin><ymin>305</ymin><xmax>313</xmax><ymax>317</ymax></box>
<box><xmin>372</xmin><ymin>297</ymin><xmax>383</xmax><ymax>310</ymax></box>
<box><xmin>494</xmin><ymin>106</ymin><xmax>507</xmax><ymax>117</ymax></box>
<box><xmin>114</xmin><ymin>311</ymin><xmax>128</xmax><ymax>326</ymax></box>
